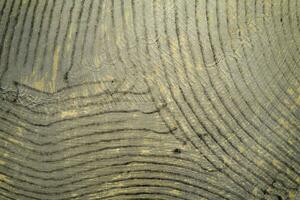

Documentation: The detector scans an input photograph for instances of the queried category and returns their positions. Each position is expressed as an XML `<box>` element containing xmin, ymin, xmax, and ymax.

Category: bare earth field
<box><xmin>0</xmin><ymin>0</ymin><xmax>299</xmax><ymax>199</ymax></box>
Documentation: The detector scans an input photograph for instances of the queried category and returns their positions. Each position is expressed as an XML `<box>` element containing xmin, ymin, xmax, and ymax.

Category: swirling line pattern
<box><xmin>0</xmin><ymin>0</ymin><xmax>299</xmax><ymax>199</ymax></box>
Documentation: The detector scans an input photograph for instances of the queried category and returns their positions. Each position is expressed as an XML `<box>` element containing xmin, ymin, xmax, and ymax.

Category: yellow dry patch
<box><xmin>247</xmin><ymin>19</ymin><xmax>257</xmax><ymax>32</ymax></box>
<box><xmin>168</xmin><ymin>38</ymin><xmax>178</xmax><ymax>53</ymax></box>
<box><xmin>71</xmin><ymin>193</ymin><xmax>78</xmax><ymax>198</ymax></box>
<box><xmin>21</xmin><ymin>68</ymin><xmax>56</xmax><ymax>92</ymax></box>
<box><xmin>286</xmin><ymin>168</ymin><xmax>295</xmax><ymax>178</ymax></box>
<box><xmin>68</xmin><ymin>25</ymin><xmax>73</xmax><ymax>40</ymax></box>
<box><xmin>296</xmin><ymin>95</ymin><xmax>300</xmax><ymax>106</ymax></box>
<box><xmin>23</xmin><ymin>76</ymin><xmax>47</xmax><ymax>91</ymax></box>
<box><xmin>22</xmin><ymin>0</ymin><xmax>29</xmax><ymax>5</ymax></box>
<box><xmin>2</xmin><ymin>153</ymin><xmax>8</xmax><ymax>157</ymax></box>
<box><xmin>140</xmin><ymin>149</ymin><xmax>151</xmax><ymax>155</ymax></box>
<box><xmin>297</xmin><ymin>87</ymin><xmax>300</xmax><ymax>94</ymax></box>
<box><xmin>288</xmin><ymin>138</ymin><xmax>294</xmax><ymax>145</ymax></box>
<box><xmin>51</xmin><ymin>46</ymin><xmax>60</xmax><ymax>92</ymax></box>
<box><xmin>159</xmin><ymin>84</ymin><xmax>168</xmax><ymax>95</ymax></box>
<box><xmin>16</xmin><ymin>127</ymin><xmax>23</xmax><ymax>136</ymax></box>
<box><xmin>252</xmin><ymin>186</ymin><xmax>261</xmax><ymax>196</ymax></box>
<box><xmin>7</xmin><ymin>137</ymin><xmax>22</xmax><ymax>145</ymax></box>
<box><xmin>278</xmin><ymin>118</ymin><xmax>289</xmax><ymax>129</ymax></box>
<box><xmin>263</xmin><ymin>0</ymin><xmax>272</xmax><ymax>14</ymax></box>
<box><xmin>170</xmin><ymin>189</ymin><xmax>181</xmax><ymax>196</ymax></box>
<box><xmin>60</xmin><ymin>110</ymin><xmax>78</xmax><ymax>118</ymax></box>
<box><xmin>103</xmin><ymin>75</ymin><xmax>114</xmax><ymax>82</ymax></box>
<box><xmin>287</xmin><ymin>88</ymin><xmax>295</xmax><ymax>95</ymax></box>
<box><xmin>238</xmin><ymin>146</ymin><xmax>246</xmax><ymax>153</ymax></box>
<box><xmin>272</xmin><ymin>159</ymin><xmax>281</xmax><ymax>168</ymax></box>
<box><xmin>283</xmin><ymin>99</ymin><xmax>290</xmax><ymax>105</ymax></box>
<box><xmin>255</xmin><ymin>159</ymin><xmax>264</xmax><ymax>167</ymax></box>
<box><xmin>0</xmin><ymin>174</ymin><xmax>9</xmax><ymax>183</ymax></box>
<box><xmin>288</xmin><ymin>190</ymin><xmax>296</xmax><ymax>200</ymax></box>
<box><xmin>116</xmin><ymin>36</ymin><xmax>124</xmax><ymax>49</ymax></box>
<box><xmin>66</xmin><ymin>25</ymin><xmax>74</xmax><ymax>52</ymax></box>
<box><xmin>33</xmin><ymin>80</ymin><xmax>46</xmax><ymax>91</ymax></box>
<box><xmin>93</xmin><ymin>55</ymin><xmax>102</xmax><ymax>67</ymax></box>
<box><xmin>172</xmin><ymin>86</ymin><xmax>181</xmax><ymax>98</ymax></box>
<box><xmin>124</xmin><ymin>9</ymin><xmax>131</xmax><ymax>24</ymax></box>
<box><xmin>0</xmin><ymin>160</ymin><xmax>5</xmax><ymax>165</ymax></box>
<box><xmin>222</xmin><ymin>156</ymin><xmax>233</xmax><ymax>165</ymax></box>
<box><xmin>111</xmin><ymin>174</ymin><xmax>123</xmax><ymax>181</ymax></box>
<box><xmin>113</xmin><ymin>148</ymin><xmax>121</xmax><ymax>154</ymax></box>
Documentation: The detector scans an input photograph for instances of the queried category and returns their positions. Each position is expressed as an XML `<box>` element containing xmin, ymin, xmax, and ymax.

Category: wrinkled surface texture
<box><xmin>0</xmin><ymin>0</ymin><xmax>299</xmax><ymax>199</ymax></box>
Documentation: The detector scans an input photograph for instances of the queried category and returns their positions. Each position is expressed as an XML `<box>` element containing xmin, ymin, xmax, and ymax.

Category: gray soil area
<box><xmin>0</xmin><ymin>0</ymin><xmax>299</xmax><ymax>199</ymax></box>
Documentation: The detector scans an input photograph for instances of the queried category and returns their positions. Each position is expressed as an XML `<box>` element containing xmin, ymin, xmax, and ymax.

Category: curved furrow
<box><xmin>0</xmin><ymin>0</ymin><xmax>22</xmax><ymax>82</ymax></box>
<box><xmin>1</xmin><ymin>91</ymin><xmax>155</xmax><ymax>121</ymax></box>
<box><xmin>0</xmin><ymin>148</ymin><xmax>239</xmax><ymax>199</ymax></box>
<box><xmin>175</xmin><ymin>0</ymin><xmax>294</xmax><ymax>194</ymax></box>
<box><xmin>0</xmin><ymin>0</ymin><xmax>8</xmax><ymax>22</ymax></box>
<box><xmin>38</xmin><ymin>0</ymin><xmax>57</xmax><ymax>73</ymax></box>
<box><xmin>0</xmin><ymin>134</ymin><xmax>185</xmax><ymax>163</ymax></box>
<box><xmin>287</xmin><ymin>0</ymin><xmax>300</xmax><ymax>61</ymax></box>
<box><xmin>221</xmin><ymin>0</ymin><xmax>298</xmax><ymax>185</ymax></box>
<box><xmin>7</xmin><ymin>0</ymin><xmax>36</xmax><ymax>88</ymax></box>
<box><xmin>220</xmin><ymin>0</ymin><xmax>300</xmax><ymax>175</ymax></box>
<box><xmin>232</xmin><ymin>0</ymin><xmax>300</xmax><ymax>154</ymax></box>
<box><xmin>172</xmin><ymin>0</ymin><xmax>273</xmax><ymax>191</ymax></box>
<box><xmin>90</xmin><ymin>0</ymin><xmax>127</xmax><ymax>93</ymax></box>
<box><xmin>119</xmin><ymin>0</ymin><xmax>187</xmax><ymax>146</ymax></box>
<box><xmin>149</xmin><ymin>0</ymin><xmax>227</xmax><ymax>175</ymax></box>
<box><xmin>242</xmin><ymin>0</ymin><xmax>300</xmax><ymax>124</ymax></box>
<box><xmin>110</xmin><ymin>0</ymin><xmax>136</xmax><ymax>92</ymax></box>
<box><xmin>163</xmin><ymin>0</ymin><xmax>280</xmax><ymax>196</ymax></box>
<box><xmin>0</xmin><ymin>0</ymin><xmax>13</xmax><ymax>43</ymax></box>
<box><xmin>204</xmin><ymin>0</ymin><xmax>298</xmax><ymax>176</ymax></box>
<box><xmin>0</xmin><ymin>153</ymin><xmax>215</xmax><ymax>181</ymax></box>
<box><xmin>64</xmin><ymin>0</ymin><xmax>84</xmax><ymax>86</ymax></box>
<box><xmin>296</xmin><ymin>0</ymin><xmax>300</xmax><ymax>31</ymax></box>
<box><xmin>0</xmin><ymin>111</ymin><xmax>164</xmax><ymax>143</ymax></box>
<box><xmin>119</xmin><ymin>0</ymin><xmax>140</xmax><ymax>93</ymax></box>
<box><xmin>186</xmin><ymin>0</ymin><xmax>298</xmax><ymax>194</ymax></box>
<box><xmin>1</xmin><ymin>142</ymin><xmax>199</xmax><ymax>169</ymax></box>
<box><xmin>217</xmin><ymin>0</ymin><xmax>300</xmax><ymax>167</ymax></box>
<box><xmin>22</xmin><ymin>0</ymin><xmax>43</xmax><ymax>75</ymax></box>
<box><xmin>130</xmin><ymin>1</ymin><xmax>247</xmax><ymax>198</ymax></box>
<box><xmin>0</xmin><ymin>132</ymin><xmax>174</xmax><ymax>160</ymax></box>
<box><xmin>176</xmin><ymin>0</ymin><xmax>300</xmax><ymax>189</ymax></box>
<box><xmin>0</xmin><ymin>157</ymin><xmax>217</xmax><ymax>184</ymax></box>
<box><xmin>225</xmin><ymin>0</ymin><xmax>297</xmax><ymax>184</ymax></box>
<box><xmin>0</xmin><ymin>172</ymin><xmax>233</xmax><ymax>200</ymax></box>
<box><xmin>218</xmin><ymin>0</ymin><xmax>300</xmax><ymax>162</ymax></box>
<box><xmin>242</xmin><ymin>0</ymin><xmax>300</xmax><ymax>148</ymax></box>
<box><xmin>125</xmin><ymin>0</ymin><xmax>189</xmax><ymax>146</ymax></box>
<box><xmin>227</xmin><ymin>0</ymin><xmax>300</xmax><ymax>150</ymax></box>
<box><xmin>0</xmin><ymin>103</ymin><xmax>160</xmax><ymax>129</ymax></box>
<box><xmin>0</xmin><ymin>166</ymin><xmax>226</xmax><ymax>198</ymax></box>
<box><xmin>278</xmin><ymin>0</ymin><xmax>300</xmax><ymax>79</ymax></box>
<box><xmin>261</xmin><ymin>0</ymin><xmax>300</xmax><ymax>102</ymax></box>
<box><xmin>150</xmin><ymin>0</ymin><xmax>260</xmax><ymax>197</ymax></box>
<box><xmin>224</xmin><ymin>0</ymin><xmax>298</xmax><ymax>156</ymax></box>
<box><xmin>3</xmin><ymin>87</ymin><xmax>150</xmax><ymax>115</ymax></box>
<box><xmin>16</xmin><ymin>0</ymin><xmax>39</xmax><ymax>76</ymax></box>
<box><xmin>270</xmin><ymin>0</ymin><xmax>300</xmax><ymax>83</ymax></box>
<box><xmin>29</xmin><ymin>0</ymin><xmax>51</xmax><ymax>79</ymax></box>
<box><xmin>242</xmin><ymin>0</ymin><xmax>300</xmax><ymax>127</ymax></box>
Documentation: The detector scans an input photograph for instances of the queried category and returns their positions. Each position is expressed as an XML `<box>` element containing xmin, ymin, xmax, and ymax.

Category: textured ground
<box><xmin>0</xmin><ymin>0</ymin><xmax>299</xmax><ymax>199</ymax></box>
